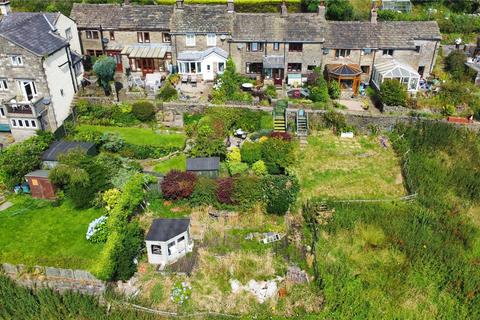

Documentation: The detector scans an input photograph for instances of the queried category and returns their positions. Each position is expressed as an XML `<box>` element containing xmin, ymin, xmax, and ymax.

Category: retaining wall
<box><xmin>1</xmin><ymin>263</ymin><xmax>106</xmax><ymax>295</ymax></box>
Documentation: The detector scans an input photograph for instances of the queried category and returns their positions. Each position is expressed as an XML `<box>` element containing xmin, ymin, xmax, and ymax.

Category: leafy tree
<box><xmin>326</xmin><ymin>0</ymin><xmax>354</xmax><ymax>21</ymax></box>
<box><xmin>262</xmin><ymin>175</ymin><xmax>299</xmax><ymax>215</ymax></box>
<box><xmin>309</xmin><ymin>67</ymin><xmax>330</xmax><ymax>103</ymax></box>
<box><xmin>161</xmin><ymin>171</ymin><xmax>197</xmax><ymax>200</ymax></box>
<box><xmin>328</xmin><ymin>80</ymin><xmax>341</xmax><ymax>99</ymax></box>
<box><xmin>379</xmin><ymin>79</ymin><xmax>408</xmax><ymax>107</ymax></box>
<box><xmin>131</xmin><ymin>101</ymin><xmax>155</xmax><ymax>121</ymax></box>
<box><xmin>240</xmin><ymin>141</ymin><xmax>262</xmax><ymax>165</ymax></box>
<box><xmin>445</xmin><ymin>51</ymin><xmax>470</xmax><ymax>81</ymax></box>
<box><xmin>93</xmin><ymin>56</ymin><xmax>116</xmax><ymax>92</ymax></box>
<box><xmin>261</xmin><ymin>137</ymin><xmax>295</xmax><ymax>174</ymax></box>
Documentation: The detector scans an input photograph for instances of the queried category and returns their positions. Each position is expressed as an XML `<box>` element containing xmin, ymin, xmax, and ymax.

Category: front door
<box><xmin>205</xmin><ymin>63</ymin><xmax>214</xmax><ymax>81</ymax></box>
<box><xmin>141</xmin><ymin>58</ymin><xmax>155</xmax><ymax>76</ymax></box>
<box><xmin>272</xmin><ymin>68</ymin><xmax>284</xmax><ymax>86</ymax></box>
<box><xmin>107</xmin><ymin>51</ymin><xmax>123</xmax><ymax>72</ymax></box>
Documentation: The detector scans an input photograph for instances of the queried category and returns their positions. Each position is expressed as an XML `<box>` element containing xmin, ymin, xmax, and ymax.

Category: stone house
<box><xmin>0</xmin><ymin>1</ymin><xmax>83</xmax><ymax>141</ymax></box>
<box><xmin>70</xmin><ymin>3</ymin><xmax>173</xmax><ymax>77</ymax></box>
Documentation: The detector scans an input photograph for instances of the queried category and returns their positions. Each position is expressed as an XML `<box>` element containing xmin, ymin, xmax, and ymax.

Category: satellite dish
<box><xmin>220</xmin><ymin>35</ymin><xmax>227</xmax><ymax>41</ymax></box>
<box><xmin>42</xmin><ymin>97</ymin><xmax>51</xmax><ymax>105</ymax></box>
<box><xmin>102</xmin><ymin>38</ymin><xmax>109</xmax><ymax>44</ymax></box>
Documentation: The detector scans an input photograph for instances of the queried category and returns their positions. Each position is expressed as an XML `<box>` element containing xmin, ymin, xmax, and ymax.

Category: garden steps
<box><xmin>296</xmin><ymin>110</ymin><xmax>308</xmax><ymax>136</ymax></box>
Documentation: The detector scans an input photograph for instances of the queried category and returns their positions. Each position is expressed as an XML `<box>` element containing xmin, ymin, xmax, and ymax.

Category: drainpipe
<box><xmin>429</xmin><ymin>40</ymin><xmax>439</xmax><ymax>74</ymax></box>
<box><xmin>99</xmin><ymin>24</ymin><xmax>105</xmax><ymax>54</ymax></box>
<box><xmin>370</xmin><ymin>49</ymin><xmax>377</xmax><ymax>83</ymax></box>
<box><xmin>65</xmin><ymin>45</ymin><xmax>78</xmax><ymax>93</ymax></box>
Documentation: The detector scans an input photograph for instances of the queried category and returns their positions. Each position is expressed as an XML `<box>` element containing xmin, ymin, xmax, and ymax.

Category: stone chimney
<box><xmin>227</xmin><ymin>0</ymin><xmax>234</xmax><ymax>13</ymax></box>
<box><xmin>281</xmin><ymin>1</ymin><xmax>287</xmax><ymax>17</ymax></box>
<box><xmin>0</xmin><ymin>0</ymin><xmax>11</xmax><ymax>16</ymax></box>
<box><xmin>370</xmin><ymin>6</ymin><xmax>378</xmax><ymax>24</ymax></box>
<box><xmin>124</xmin><ymin>0</ymin><xmax>130</xmax><ymax>5</ymax></box>
<box><xmin>176</xmin><ymin>0</ymin><xmax>184</xmax><ymax>10</ymax></box>
<box><xmin>317</xmin><ymin>1</ymin><xmax>326</xmax><ymax>20</ymax></box>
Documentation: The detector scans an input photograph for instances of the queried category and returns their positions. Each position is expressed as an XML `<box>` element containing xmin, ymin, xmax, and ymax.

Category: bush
<box><xmin>328</xmin><ymin>80</ymin><xmax>341</xmax><ymax>99</ymax></box>
<box><xmin>261</xmin><ymin>137</ymin><xmax>296</xmax><ymax>174</ymax></box>
<box><xmin>262</xmin><ymin>175</ymin><xmax>300</xmax><ymax>215</ymax></box>
<box><xmin>323</xmin><ymin>110</ymin><xmax>349</xmax><ymax>133</ymax></box>
<box><xmin>268</xmin><ymin>131</ymin><xmax>293</xmax><ymax>141</ymax></box>
<box><xmin>265</xmin><ymin>84</ymin><xmax>277</xmax><ymax>98</ymax></box>
<box><xmin>190</xmin><ymin>177</ymin><xmax>217</xmax><ymax>207</ymax></box>
<box><xmin>252</xmin><ymin>160</ymin><xmax>268</xmax><ymax>176</ymax></box>
<box><xmin>93</xmin><ymin>56</ymin><xmax>116</xmax><ymax>92</ymax></box>
<box><xmin>115</xmin><ymin>221</ymin><xmax>143</xmax><ymax>281</ymax></box>
<box><xmin>157</xmin><ymin>81</ymin><xmax>178</xmax><ymax>102</ymax></box>
<box><xmin>100</xmin><ymin>133</ymin><xmax>125</xmax><ymax>152</ymax></box>
<box><xmin>260</xmin><ymin>115</ymin><xmax>274</xmax><ymax>130</ymax></box>
<box><xmin>226</xmin><ymin>146</ymin><xmax>242</xmax><ymax>162</ymax></box>
<box><xmin>161</xmin><ymin>171</ymin><xmax>197</xmax><ymax>200</ymax></box>
<box><xmin>241</xmin><ymin>142</ymin><xmax>262</xmax><ymax>164</ymax></box>
<box><xmin>227</xmin><ymin>161</ymin><xmax>249</xmax><ymax>176</ymax></box>
<box><xmin>216</xmin><ymin>177</ymin><xmax>235</xmax><ymax>204</ymax></box>
<box><xmin>379</xmin><ymin>79</ymin><xmax>408</xmax><ymax>107</ymax></box>
<box><xmin>232</xmin><ymin>175</ymin><xmax>262</xmax><ymax>208</ymax></box>
<box><xmin>131</xmin><ymin>101</ymin><xmax>155</xmax><ymax>121</ymax></box>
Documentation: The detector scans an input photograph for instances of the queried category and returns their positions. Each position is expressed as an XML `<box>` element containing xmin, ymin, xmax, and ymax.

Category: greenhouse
<box><xmin>381</xmin><ymin>0</ymin><xmax>412</xmax><ymax>12</ymax></box>
<box><xmin>371</xmin><ymin>61</ymin><xmax>420</xmax><ymax>92</ymax></box>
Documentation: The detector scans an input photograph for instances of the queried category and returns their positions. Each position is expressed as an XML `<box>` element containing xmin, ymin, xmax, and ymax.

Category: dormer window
<box><xmin>10</xmin><ymin>55</ymin><xmax>23</xmax><ymax>66</ymax></box>
<box><xmin>207</xmin><ymin>33</ymin><xmax>216</xmax><ymax>46</ymax></box>
<box><xmin>186</xmin><ymin>34</ymin><xmax>196</xmax><ymax>47</ymax></box>
<box><xmin>137</xmin><ymin>32</ymin><xmax>150</xmax><ymax>43</ymax></box>
<box><xmin>383</xmin><ymin>49</ymin><xmax>394</xmax><ymax>56</ymax></box>
<box><xmin>85</xmin><ymin>30</ymin><xmax>99</xmax><ymax>39</ymax></box>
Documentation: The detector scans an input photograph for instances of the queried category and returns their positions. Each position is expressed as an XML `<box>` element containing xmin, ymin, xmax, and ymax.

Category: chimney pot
<box><xmin>317</xmin><ymin>1</ymin><xmax>326</xmax><ymax>20</ymax></box>
<box><xmin>227</xmin><ymin>0</ymin><xmax>234</xmax><ymax>13</ymax></box>
<box><xmin>370</xmin><ymin>8</ymin><xmax>378</xmax><ymax>24</ymax></box>
<box><xmin>281</xmin><ymin>1</ymin><xmax>287</xmax><ymax>17</ymax></box>
<box><xmin>176</xmin><ymin>0</ymin><xmax>184</xmax><ymax>10</ymax></box>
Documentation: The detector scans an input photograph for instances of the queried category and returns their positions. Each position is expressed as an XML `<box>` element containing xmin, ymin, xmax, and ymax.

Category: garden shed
<box><xmin>42</xmin><ymin>141</ymin><xmax>97</xmax><ymax>168</ymax></box>
<box><xmin>25</xmin><ymin>170</ymin><xmax>56</xmax><ymax>200</ymax></box>
<box><xmin>145</xmin><ymin>218</ymin><xmax>193</xmax><ymax>266</ymax></box>
<box><xmin>371</xmin><ymin>61</ymin><xmax>420</xmax><ymax>92</ymax></box>
<box><xmin>186</xmin><ymin>157</ymin><xmax>220</xmax><ymax>178</ymax></box>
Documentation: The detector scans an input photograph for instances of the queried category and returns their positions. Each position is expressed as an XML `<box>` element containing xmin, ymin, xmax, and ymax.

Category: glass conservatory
<box><xmin>381</xmin><ymin>0</ymin><xmax>412</xmax><ymax>13</ymax></box>
<box><xmin>371</xmin><ymin>61</ymin><xmax>420</xmax><ymax>92</ymax></box>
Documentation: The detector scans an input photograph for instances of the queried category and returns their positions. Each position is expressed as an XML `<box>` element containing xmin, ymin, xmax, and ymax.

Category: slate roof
<box><xmin>146</xmin><ymin>219</ymin><xmax>190</xmax><ymax>242</ymax></box>
<box><xmin>171</xmin><ymin>5</ymin><xmax>232</xmax><ymax>33</ymax></box>
<box><xmin>324</xmin><ymin>21</ymin><xmax>441</xmax><ymax>49</ymax></box>
<box><xmin>177</xmin><ymin>47</ymin><xmax>228</xmax><ymax>61</ymax></box>
<box><xmin>42</xmin><ymin>141</ymin><xmax>97</xmax><ymax>161</ymax></box>
<box><xmin>70</xmin><ymin>3</ymin><xmax>173</xmax><ymax>30</ymax></box>
<box><xmin>187</xmin><ymin>157</ymin><xmax>220</xmax><ymax>171</ymax></box>
<box><xmin>0</xmin><ymin>13</ymin><xmax>68</xmax><ymax>56</ymax></box>
<box><xmin>232</xmin><ymin>13</ymin><xmax>326</xmax><ymax>42</ymax></box>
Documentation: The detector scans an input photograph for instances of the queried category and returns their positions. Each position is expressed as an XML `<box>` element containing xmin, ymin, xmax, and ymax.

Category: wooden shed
<box><xmin>25</xmin><ymin>170</ymin><xmax>56</xmax><ymax>200</ymax></box>
<box><xmin>186</xmin><ymin>157</ymin><xmax>220</xmax><ymax>178</ymax></box>
<box><xmin>42</xmin><ymin>141</ymin><xmax>97</xmax><ymax>169</ymax></box>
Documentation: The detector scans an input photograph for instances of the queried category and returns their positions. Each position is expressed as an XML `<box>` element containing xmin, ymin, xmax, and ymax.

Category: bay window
<box><xmin>178</xmin><ymin>61</ymin><xmax>202</xmax><ymax>74</ymax></box>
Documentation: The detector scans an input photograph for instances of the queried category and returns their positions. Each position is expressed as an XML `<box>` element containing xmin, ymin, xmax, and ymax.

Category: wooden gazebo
<box><xmin>325</xmin><ymin>64</ymin><xmax>362</xmax><ymax>96</ymax></box>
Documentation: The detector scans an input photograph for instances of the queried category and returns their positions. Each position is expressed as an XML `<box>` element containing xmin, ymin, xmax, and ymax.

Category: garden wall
<box><xmin>1</xmin><ymin>263</ymin><xmax>106</xmax><ymax>296</ymax></box>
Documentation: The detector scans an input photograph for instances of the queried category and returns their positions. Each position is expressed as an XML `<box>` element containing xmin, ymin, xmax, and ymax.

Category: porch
<box><xmin>121</xmin><ymin>44</ymin><xmax>172</xmax><ymax>77</ymax></box>
<box><xmin>325</xmin><ymin>64</ymin><xmax>362</xmax><ymax>96</ymax></box>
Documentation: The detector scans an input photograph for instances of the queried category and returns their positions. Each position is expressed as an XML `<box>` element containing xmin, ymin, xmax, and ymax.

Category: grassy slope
<box><xmin>294</xmin><ymin>130</ymin><xmax>404</xmax><ymax>201</ymax></box>
<box><xmin>0</xmin><ymin>196</ymin><xmax>104</xmax><ymax>271</ymax></box>
<box><xmin>153</xmin><ymin>154</ymin><xmax>187</xmax><ymax>174</ymax></box>
<box><xmin>78</xmin><ymin>125</ymin><xmax>186</xmax><ymax>148</ymax></box>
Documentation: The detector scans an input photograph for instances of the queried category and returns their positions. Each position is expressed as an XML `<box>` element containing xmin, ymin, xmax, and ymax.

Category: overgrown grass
<box><xmin>0</xmin><ymin>196</ymin><xmax>104</xmax><ymax>271</ymax></box>
<box><xmin>153</xmin><ymin>154</ymin><xmax>186</xmax><ymax>174</ymax></box>
<box><xmin>77</xmin><ymin>125</ymin><xmax>186</xmax><ymax>148</ymax></box>
<box><xmin>294</xmin><ymin>130</ymin><xmax>404</xmax><ymax>201</ymax></box>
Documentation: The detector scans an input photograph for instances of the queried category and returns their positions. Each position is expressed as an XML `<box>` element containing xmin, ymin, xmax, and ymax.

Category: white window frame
<box><xmin>0</xmin><ymin>79</ymin><xmax>8</xmax><ymax>91</ymax></box>
<box><xmin>186</xmin><ymin>33</ymin><xmax>196</xmax><ymax>47</ymax></box>
<box><xmin>10</xmin><ymin>118</ymin><xmax>37</xmax><ymax>129</ymax></box>
<box><xmin>65</xmin><ymin>27</ymin><xmax>72</xmax><ymax>41</ymax></box>
<box><xmin>273</xmin><ymin>42</ymin><xmax>280</xmax><ymax>51</ymax></box>
<box><xmin>10</xmin><ymin>55</ymin><xmax>23</xmax><ymax>66</ymax></box>
<box><xmin>207</xmin><ymin>33</ymin><xmax>216</xmax><ymax>46</ymax></box>
<box><xmin>0</xmin><ymin>107</ymin><xmax>5</xmax><ymax>118</ymax></box>
<box><xmin>17</xmin><ymin>80</ymin><xmax>38</xmax><ymax>102</ymax></box>
<box><xmin>218</xmin><ymin>62</ymin><xmax>225</xmax><ymax>73</ymax></box>
<box><xmin>85</xmin><ymin>30</ymin><xmax>99</xmax><ymax>40</ymax></box>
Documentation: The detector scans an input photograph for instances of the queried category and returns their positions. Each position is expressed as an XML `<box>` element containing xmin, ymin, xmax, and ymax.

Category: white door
<box><xmin>205</xmin><ymin>63</ymin><xmax>214</xmax><ymax>81</ymax></box>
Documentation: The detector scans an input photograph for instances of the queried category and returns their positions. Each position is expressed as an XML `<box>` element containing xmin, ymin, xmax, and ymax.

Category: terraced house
<box><xmin>0</xmin><ymin>1</ymin><xmax>83</xmax><ymax>141</ymax></box>
<box><xmin>71</xmin><ymin>1</ymin><xmax>440</xmax><ymax>93</ymax></box>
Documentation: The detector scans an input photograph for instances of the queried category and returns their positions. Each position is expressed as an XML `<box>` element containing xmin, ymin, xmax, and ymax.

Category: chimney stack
<box><xmin>124</xmin><ymin>0</ymin><xmax>130</xmax><ymax>5</ymax></box>
<box><xmin>281</xmin><ymin>1</ymin><xmax>287</xmax><ymax>17</ymax></box>
<box><xmin>176</xmin><ymin>0</ymin><xmax>184</xmax><ymax>10</ymax></box>
<box><xmin>370</xmin><ymin>7</ymin><xmax>378</xmax><ymax>24</ymax></box>
<box><xmin>227</xmin><ymin>0</ymin><xmax>234</xmax><ymax>13</ymax></box>
<box><xmin>0</xmin><ymin>0</ymin><xmax>11</xmax><ymax>16</ymax></box>
<box><xmin>317</xmin><ymin>1</ymin><xmax>326</xmax><ymax>20</ymax></box>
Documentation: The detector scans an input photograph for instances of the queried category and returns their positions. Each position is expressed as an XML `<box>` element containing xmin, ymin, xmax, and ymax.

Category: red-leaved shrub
<box><xmin>268</xmin><ymin>131</ymin><xmax>292</xmax><ymax>141</ymax></box>
<box><xmin>216</xmin><ymin>177</ymin><xmax>235</xmax><ymax>204</ymax></box>
<box><xmin>161</xmin><ymin>170</ymin><xmax>197</xmax><ymax>200</ymax></box>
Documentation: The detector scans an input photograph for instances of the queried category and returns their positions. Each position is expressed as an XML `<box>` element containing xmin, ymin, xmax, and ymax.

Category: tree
<box><xmin>326</xmin><ymin>0</ymin><xmax>354</xmax><ymax>21</ymax></box>
<box><xmin>379</xmin><ymin>79</ymin><xmax>408</xmax><ymax>107</ymax></box>
<box><xmin>93</xmin><ymin>56</ymin><xmax>116</xmax><ymax>93</ymax></box>
<box><xmin>131</xmin><ymin>101</ymin><xmax>155</xmax><ymax>121</ymax></box>
<box><xmin>445</xmin><ymin>51</ymin><xmax>468</xmax><ymax>81</ymax></box>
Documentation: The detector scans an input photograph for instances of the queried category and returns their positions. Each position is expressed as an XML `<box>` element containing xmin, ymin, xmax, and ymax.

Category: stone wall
<box><xmin>1</xmin><ymin>263</ymin><xmax>106</xmax><ymax>296</ymax></box>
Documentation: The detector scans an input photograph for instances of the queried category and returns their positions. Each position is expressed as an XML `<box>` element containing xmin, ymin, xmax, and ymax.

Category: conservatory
<box><xmin>381</xmin><ymin>0</ymin><xmax>412</xmax><ymax>13</ymax></box>
<box><xmin>371</xmin><ymin>61</ymin><xmax>420</xmax><ymax>93</ymax></box>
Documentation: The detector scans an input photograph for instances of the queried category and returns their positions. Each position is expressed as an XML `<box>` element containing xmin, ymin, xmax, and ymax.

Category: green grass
<box><xmin>77</xmin><ymin>125</ymin><xmax>186</xmax><ymax>148</ymax></box>
<box><xmin>0</xmin><ymin>196</ymin><xmax>104</xmax><ymax>271</ymax></box>
<box><xmin>155</xmin><ymin>0</ymin><xmax>299</xmax><ymax>4</ymax></box>
<box><xmin>153</xmin><ymin>154</ymin><xmax>186</xmax><ymax>174</ymax></box>
<box><xmin>294</xmin><ymin>130</ymin><xmax>404</xmax><ymax>201</ymax></box>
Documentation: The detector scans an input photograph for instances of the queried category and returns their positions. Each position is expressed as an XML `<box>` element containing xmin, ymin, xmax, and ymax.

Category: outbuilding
<box><xmin>25</xmin><ymin>170</ymin><xmax>56</xmax><ymax>200</ymax></box>
<box><xmin>145</xmin><ymin>218</ymin><xmax>193</xmax><ymax>266</ymax></box>
<box><xmin>186</xmin><ymin>157</ymin><xmax>220</xmax><ymax>178</ymax></box>
<box><xmin>42</xmin><ymin>141</ymin><xmax>97</xmax><ymax>168</ymax></box>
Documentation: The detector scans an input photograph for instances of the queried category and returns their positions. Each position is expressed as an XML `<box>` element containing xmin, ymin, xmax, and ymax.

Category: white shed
<box><xmin>145</xmin><ymin>218</ymin><xmax>193</xmax><ymax>266</ymax></box>
<box><xmin>372</xmin><ymin>60</ymin><xmax>420</xmax><ymax>92</ymax></box>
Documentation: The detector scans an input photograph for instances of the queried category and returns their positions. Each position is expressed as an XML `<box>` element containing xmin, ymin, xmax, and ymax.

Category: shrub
<box><xmin>265</xmin><ymin>84</ymin><xmax>277</xmax><ymax>98</ymax></box>
<box><xmin>240</xmin><ymin>141</ymin><xmax>262</xmax><ymax>164</ymax></box>
<box><xmin>328</xmin><ymin>80</ymin><xmax>341</xmax><ymax>99</ymax></box>
<box><xmin>73</xmin><ymin>128</ymin><xmax>103</xmax><ymax>145</ymax></box>
<box><xmin>260</xmin><ymin>114</ymin><xmax>274</xmax><ymax>130</ymax></box>
<box><xmin>379</xmin><ymin>79</ymin><xmax>408</xmax><ymax>107</ymax></box>
<box><xmin>216</xmin><ymin>177</ymin><xmax>235</xmax><ymax>205</ymax></box>
<box><xmin>157</xmin><ymin>81</ymin><xmax>178</xmax><ymax>102</ymax></box>
<box><xmin>323</xmin><ymin>110</ymin><xmax>349</xmax><ymax>133</ymax></box>
<box><xmin>262</xmin><ymin>175</ymin><xmax>300</xmax><ymax>215</ymax></box>
<box><xmin>252</xmin><ymin>160</ymin><xmax>268</xmax><ymax>176</ymax></box>
<box><xmin>190</xmin><ymin>177</ymin><xmax>217</xmax><ymax>207</ymax></box>
<box><xmin>86</xmin><ymin>216</ymin><xmax>109</xmax><ymax>243</ymax></box>
<box><xmin>93</xmin><ymin>56</ymin><xmax>116</xmax><ymax>92</ymax></box>
<box><xmin>131</xmin><ymin>101</ymin><xmax>155</xmax><ymax>121</ymax></box>
<box><xmin>226</xmin><ymin>146</ymin><xmax>242</xmax><ymax>162</ymax></box>
<box><xmin>232</xmin><ymin>175</ymin><xmax>262</xmax><ymax>208</ymax></box>
<box><xmin>261</xmin><ymin>137</ymin><xmax>295</xmax><ymax>174</ymax></box>
<box><xmin>100</xmin><ymin>133</ymin><xmax>125</xmax><ymax>152</ymax></box>
<box><xmin>115</xmin><ymin>222</ymin><xmax>143</xmax><ymax>281</ymax></box>
<box><xmin>268</xmin><ymin>131</ymin><xmax>293</xmax><ymax>141</ymax></box>
<box><xmin>227</xmin><ymin>162</ymin><xmax>249</xmax><ymax>176</ymax></box>
<box><xmin>161</xmin><ymin>171</ymin><xmax>197</xmax><ymax>200</ymax></box>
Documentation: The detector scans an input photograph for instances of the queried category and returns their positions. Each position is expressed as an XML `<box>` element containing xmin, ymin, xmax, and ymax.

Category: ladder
<box><xmin>296</xmin><ymin>109</ymin><xmax>308</xmax><ymax>136</ymax></box>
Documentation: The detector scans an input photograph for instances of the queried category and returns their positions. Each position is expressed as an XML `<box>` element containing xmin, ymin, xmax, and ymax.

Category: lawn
<box><xmin>78</xmin><ymin>125</ymin><xmax>186</xmax><ymax>148</ymax></box>
<box><xmin>294</xmin><ymin>130</ymin><xmax>404</xmax><ymax>201</ymax></box>
<box><xmin>0</xmin><ymin>196</ymin><xmax>104</xmax><ymax>271</ymax></box>
<box><xmin>153</xmin><ymin>154</ymin><xmax>187</xmax><ymax>174</ymax></box>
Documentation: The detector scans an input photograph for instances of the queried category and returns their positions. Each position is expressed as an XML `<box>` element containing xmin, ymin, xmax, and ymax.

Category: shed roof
<box><xmin>25</xmin><ymin>170</ymin><xmax>50</xmax><ymax>178</ymax></box>
<box><xmin>146</xmin><ymin>219</ymin><xmax>190</xmax><ymax>242</ymax></box>
<box><xmin>187</xmin><ymin>157</ymin><xmax>220</xmax><ymax>172</ymax></box>
<box><xmin>42</xmin><ymin>141</ymin><xmax>97</xmax><ymax>161</ymax></box>
<box><xmin>70</xmin><ymin>3</ymin><xmax>173</xmax><ymax>30</ymax></box>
